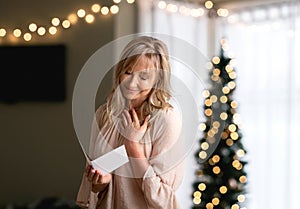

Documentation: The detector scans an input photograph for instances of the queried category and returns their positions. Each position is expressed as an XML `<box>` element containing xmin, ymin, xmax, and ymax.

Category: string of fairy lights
<box><xmin>155</xmin><ymin>0</ymin><xmax>229</xmax><ymax>18</ymax></box>
<box><xmin>193</xmin><ymin>38</ymin><xmax>248</xmax><ymax>209</ymax></box>
<box><xmin>0</xmin><ymin>0</ymin><xmax>135</xmax><ymax>43</ymax></box>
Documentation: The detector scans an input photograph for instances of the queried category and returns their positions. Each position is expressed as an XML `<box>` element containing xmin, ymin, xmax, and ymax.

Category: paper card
<box><xmin>90</xmin><ymin>145</ymin><xmax>129</xmax><ymax>175</ymax></box>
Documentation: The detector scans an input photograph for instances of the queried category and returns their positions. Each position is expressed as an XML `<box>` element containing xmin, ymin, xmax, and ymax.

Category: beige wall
<box><xmin>0</xmin><ymin>0</ymin><xmax>136</xmax><ymax>205</ymax></box>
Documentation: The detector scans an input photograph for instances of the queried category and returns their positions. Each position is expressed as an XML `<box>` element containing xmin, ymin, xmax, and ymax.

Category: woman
<box><xmin>77</xmin><ymin>36</ymin><xmax>184</xmax><ymax>209</ymax></box>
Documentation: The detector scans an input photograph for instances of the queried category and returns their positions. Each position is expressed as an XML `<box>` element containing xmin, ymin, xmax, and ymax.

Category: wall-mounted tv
<box><xmin>0</xmin><ymin>45</ymin><xmax>66</xmax><ymax>103</ymax></box>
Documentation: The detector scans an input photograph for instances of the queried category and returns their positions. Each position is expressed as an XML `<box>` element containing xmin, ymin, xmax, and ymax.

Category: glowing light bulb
<box><xmin>228</xmin><ymin>124</ymin><xmax>237</xmax><ymax>132</ymax></box>
<box><xmin>205</xmin><ymin>109</ymin><xmax>213</xmax><ymax>116</ymax></box>
<box><xmin>0</xmin><ymin>28</ymin><xmax>6</xmax><ymax>37</ymax></box>
<box><xmin>110</xmin><ymin>5</ymin><xmax>119</xmax><ymax>14</ymax></box>
<box><xmin>49</xmin><ymin>26</ymin><xmax>57</xmax><ymax>35</ymax></box>
<box><xmin>68</xmin><ymin>14</ymin><xmax>78</xmax><ymax>24</ymax></box>
<box><xmin>198</xmin><ymin>183</ymin><xmax>206</xmax><ymax>191</ymax></box>
<box><xmin>29</xmin><ymin>23</ymin><xmax>37</xmax><ymax>32</ymax></box>
<box><xmin>77</xmin><ymin>9</ymin><xmax>86</xmax><ymax>18</ymax></box>
<box><xmin>167</xmin><ymin>4</ymin><xmax>178</xmax><ymax>13</ymax></box>
<box><xmin>127</xmin><ymin>0</ymin><xmax>135</xmax><ymax>4</ymax></box>
<box><xmin>205</xmin><ymin>1</ymin><xmax>214</xmax><ymax>9</ymax></box>
<box><xmin>205</xmin><ymin>99</ymin><xmax>212</xmax><ymax>107</ymax></box>
<box><xmin>212</xmin><ymin>56</ymin><xmax>220</xmax><ymax>64</ymax></box>
<box><xmin>201</xmin><ymin>142</ymin><xmax>209</xmax><ymax>150</ymax></box>
<box><xmin>210</xmin><ymin>95</ymin><xmax>217</xmax><ymax>103</ymax></box>
<box><xmin>239</xmin><ymin>175</ymin><xmax>247</xmax><ymax>183</ymax></box>
<box><xmin>37</xmin><ymin>27</ymin><xmax>46</xmax><ymax>36</ymax></box>
<box><xmin>193</xmin><ymin>197</ymin><xmax>201</xmax><ymax>204</ymax></box>
<box><xmin>226</xmin><ymin>139</ymin><xmax>234</xmax><ymax>146</ymax></box>
<box><xmin>199</xmin><ymin>151</ymin><xmax>207</xmax><ymax>159</ymax></box>
<box><xmin>158</xmin><ymin>1</ymin><xmax>167</xmax><ymax>9</ymax></box>
<box><xmin>51</xmin><ymin>17</ymin><xmax>60</xmax><ymax>26</ymax></box>
<box><xmin>220</xmin><ymin>112</ymin><xmax>228</xmax><ymax>120</ymax></box>
<box><xmin>62</xmin><ymin>20</ymin><xmax>71</xmax><ymax>28</ymax></box>
<box><xmin>193</xmin><ymin>191</ymin><xmax>202</xmax><ymax>198</ymax></box>
<box><xmin>237</xmin><ymin>149</ymin><xmax>245</xmax><ymax>158</ymax></box>
<box><xmin>212</xmin><ymin>197</ymin><xmax>220</xmax><ymax>205</ymax></box>
<box><xmin>220</xmin><ymin>95</ymin><xmax>228</xmax><ymax>103</ymax></box>
<box><xmin>217</xmin><ymin>8</ymin><xmax>229</xmax><ymax>17</ymax></box>
<box><xmin>206</xmin><ymin>203</ymin><xmax>214</xmax><ymax>209</ymax></box>
<box><xmin>231</xmin><ymin>204</ymin><xmax>240</xmax><ymax>209</ymax></box>
<box><xmin>237</xmin><ymin>194</ymin><xmax>245</xmax><ymax>202</ymax></box>
<box><xmin>219</xmin><ymin>186</ymin><xmax>227</xmax><ymax>194</ymax></box>
<box><xmin>113</xmin><ymin>0</ymin><xmax>121</xmax><ymax>3</ymax></box>
<box><xmin>23</xmin><ymin>33</ymin><xmax>32</xmax><ymax>41</ymax></box>
<box><xmin>213</xmin><ymin>166</ymin><xmax>221</xmax><ymax>174</ymax></box>
<box><xmin>101</xmin><ymin>6</ymin><xmax>110</xmax><ymax>15</ymax></box>
<box><xmin>212</xmin><ymin>155</ymin><xmax>220</xmax><ymax>163</ymax></box>
<box><xmin>85</xmin><ymin>14</ymin><xmax>95</xmax><ymax>23</ymax></box>
<box><xmin>199</xmin><ymin>123</ymin><xmax>206</xmax><ymax>131</ymax></box>
<box><xmin>91</xmin><ymin>4</ymin><xmax>101</xmax><ymax>13</ymax></box>
<box><xmin>202</xmin><ymin>90</ymin><xmax>210</xmax><ymax>98</ymax></box>
<box><xmin>13</xmin><ymin>29</ymin><xmax>22</xmax><ymax>37</ymax></box>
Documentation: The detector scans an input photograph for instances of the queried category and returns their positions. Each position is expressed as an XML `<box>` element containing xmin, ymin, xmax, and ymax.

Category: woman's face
<box><xmin>119</xmin><ymin>57</ymin><xmax>158</xmax><ymax>103</ymax></box>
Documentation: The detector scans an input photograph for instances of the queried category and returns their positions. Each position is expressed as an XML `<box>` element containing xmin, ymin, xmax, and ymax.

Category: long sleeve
<box><xmin>76</xmin><ymin>105</ymin><xmax>108</xmax><ymax>209</ymax></box>
<box><xmin>141</xmin><ymin>108</ymin><xmax>184</xmax><ymax>209</ymax></box>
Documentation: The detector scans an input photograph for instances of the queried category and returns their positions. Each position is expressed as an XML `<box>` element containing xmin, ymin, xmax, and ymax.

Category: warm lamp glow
<box><xmin>199</xmin><ymin>123</ymin><xmax>206</xmax><ymax>131</ymax></box>
<box><xmin>199</xmin><ymin>151</ymin><xmax>207</xmax><ymax>159</ymax></box>
<box><xmin>91</xmin><ymin>4</ymin><xmax>101</xmax><ymax>13</ymax></box>
<box><xmin>85</xmin><ymin>14</ymin><xmax>95</xmax><ymax>23</ymax></box>
<box><xmin>212</xmin><ymin>197</ymin><xmax>220</xmax><ymax>205</ymax></box>
<box><xmin>158</xmin><ymin>1</ymin><xmax>167</xmax><ymax>9</ymax></box>
<box><xmin>198</xmin><ymin>183</ymin><xmax>206</xmax><ymax>191</ymax></box>
<box><xmin>29</xmin><ymin>23</ymin><xmax>37</xmax><ymax>32</ymax></box>
<box><xmin>37</xmin><ymin>27</ymin><xmax>46</xmax><ymax>36</ymax></box>
<box><xmin>212</xmin><ymin>56</ymin><xmax>220</xmax><ymax>64</ymax></box>
<box><xmin>67</xmin><ymin>14</ymin><xmax>78</xmax><ymax>24</ymax></box>
<box><xmin>201</xmin><ymin>142</ymin><xmax>209</xmax><ymax>150</ymax></box>
<box><xmin>219</xmin><ymin>186</ymin><xmax>227</xmax><ymax>194</ymax></box>
<box><xmin>205</xmin><ymin>1</ymin><xmax>214</xmax><ymax>9</ymax></box>
<box><xmin>62</xmin><ymin>20</ymin><xmax>71</xmax><ymax>28</ymax></box>
<box><xmin>213</xmin><ymin>166</ymin><xmax>221</xmax><ymax>174</ymax></box>
<box><xmin>49</xmin><ymin>26</ymin><xmax>57</xmax><ymax>35</ymax></box>
<box><xmin>127</xmin><ymin>0</ymin><xmax>135</xmax><ymax>4</ymax></box>
<box><xmin>110</xmin><ymin>5</ymin><xmax>119</xmax><ymax>14</ymax></box>
<box><xmin>202</xmin><ymin>90</ymin><xmax>210</xmax><ymax>98</ymax></box>
<box><xmin>101</xmin><ymin>6</ymin><xmax>110</xmax><ymax>15</ymax></box>
<box><xmin>0</xmin><ymin>28</ymin><xmax>6</xmax><ymax>37</ymax></box>
<box><xmin>23</xmin><ymin>33</ymin><xmax>32</xmax><ymax>41</ymax></box>
<box><xmin>51</xmin><ymin>17</ymin><xmax>60</xmax><ymax>26</ymax></box>
<box><xmin>13</xmin><ymin>29</ymin><xmax>22</xmax><ymax>37</ymax></box>
<box><xmin>77</xmin><ymin>9</ymin><xmax>86</xmax><ymax>18</ymax></box>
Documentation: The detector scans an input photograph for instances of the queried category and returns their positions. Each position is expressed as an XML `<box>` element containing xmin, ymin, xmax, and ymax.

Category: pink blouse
<box><xmin>76</xmin><ymin>104</ymin><xmax>184</xmax><ymax>209</ymax></box>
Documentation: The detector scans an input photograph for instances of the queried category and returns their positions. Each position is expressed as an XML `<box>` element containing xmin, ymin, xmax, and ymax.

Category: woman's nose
<box><xmin>128</xmin><ymin>75</ymin><xmax>138</xmax><ymax>88</ymax></box>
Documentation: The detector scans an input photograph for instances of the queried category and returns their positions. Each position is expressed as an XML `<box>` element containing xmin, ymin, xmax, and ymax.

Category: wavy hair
<box><xmin>98</xmin><ymin>36</ymin><xmax>172</xmax><ymax>129</ymax></box>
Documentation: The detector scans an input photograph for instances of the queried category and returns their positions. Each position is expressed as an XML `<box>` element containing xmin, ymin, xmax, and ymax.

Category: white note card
<box><xmin>90</xmin><ymin>145</ymin><xmax>129</xmax><ymax>175</ymax></box>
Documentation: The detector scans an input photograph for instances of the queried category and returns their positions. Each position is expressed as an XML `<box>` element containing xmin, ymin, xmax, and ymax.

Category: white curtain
<box><xmin>217</xmin><ymin>2</ymin><xmax>300</xmax><ymax>209</ymax></box>
<box><xmin>137</xmin><ymin>1</ymin><xmax>210</xmax><ymax>208</ymax></box>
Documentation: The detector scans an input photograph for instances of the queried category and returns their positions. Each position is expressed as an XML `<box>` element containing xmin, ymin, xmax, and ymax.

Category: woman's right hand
<box><xmin>85</xmin><ymin>165</ymin><xmax>112</xmax><ymax>193</ymax></box>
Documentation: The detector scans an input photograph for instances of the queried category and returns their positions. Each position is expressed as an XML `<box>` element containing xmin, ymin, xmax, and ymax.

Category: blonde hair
<box><xmin>99</xmin><ymin>36</ymin><xmax>172</xmax><ymax>129</ymax></box>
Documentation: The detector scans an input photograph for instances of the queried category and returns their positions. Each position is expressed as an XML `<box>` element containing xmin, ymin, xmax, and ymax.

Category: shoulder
<box><xmin>153</xmin><ymin>106</ymin><xmax>181</xmax><ymax>124</ymax></box>
<box><xmin>150</xmin><ymin>106</ymin><xmax>182</xmax><ymax>135</ymax></box>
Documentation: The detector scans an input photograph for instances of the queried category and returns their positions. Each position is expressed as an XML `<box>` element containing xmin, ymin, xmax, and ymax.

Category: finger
<box><xmin>130</xmin><ymin>109</ymin><xmax>140</xmax><ymax>126</ymax></box>
<box><xmin>141</xmin><ymin>114</ymin><xmax>151</xmax><ymax>127</ymax></box>
<box><xmin>85</xmin><ymin>165</ymin><xmax>92</xmax><ymax>176</ymax></box>
<box><xmin>92</xmin><ymin>171</ymin><xmax>100</xmax><ymax>184</ymax></box>
<box><xmin>88</xmin><ymin>169</ymin><xmax>96</xmax><ymax>182</ymax></box>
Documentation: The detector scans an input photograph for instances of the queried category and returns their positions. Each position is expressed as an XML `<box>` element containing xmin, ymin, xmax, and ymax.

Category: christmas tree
<box><xmin>192</xmin><ymin>38</ymin><xmax>248</xmax><ymax>209</ymax></box>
